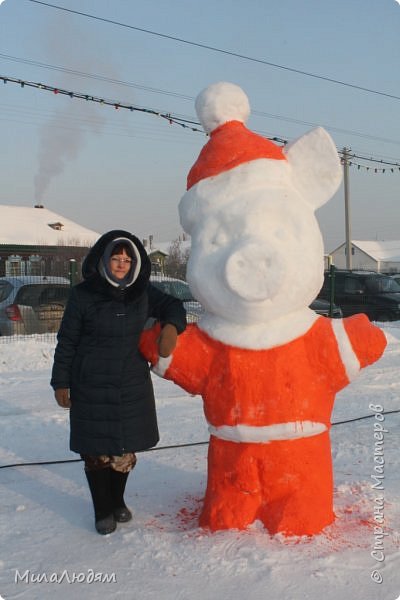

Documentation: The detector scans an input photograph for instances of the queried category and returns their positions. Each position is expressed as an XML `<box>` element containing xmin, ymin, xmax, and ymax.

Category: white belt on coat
<box><xmin>208</xmin><ymin>420</ymin><xmax>328</xmax><ymax>443</ymax></box>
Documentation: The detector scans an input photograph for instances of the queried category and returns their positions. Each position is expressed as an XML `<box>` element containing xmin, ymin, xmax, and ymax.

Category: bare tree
<box><xmin>164</xmin><ymin>239</ymin><xmax>190</xmax><ymax>280</ymax></box>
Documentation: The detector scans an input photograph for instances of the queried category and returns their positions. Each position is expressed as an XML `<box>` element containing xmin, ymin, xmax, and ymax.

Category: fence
<box><xmin>0</xmin><ymin>267</ymin><xmax>202</xmax><ymax>343</ymax></box>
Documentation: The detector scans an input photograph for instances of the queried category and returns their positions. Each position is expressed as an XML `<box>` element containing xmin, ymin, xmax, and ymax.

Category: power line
<box><xmin>3</xmin><ymin>74</ymin><xmax>400</xmax><ymax>169</ymax></box>
<box><xmin>1</xmin><ymin>409</ymin><xmax>399</xmax><ymax>470</ymax></box>
<box><xmin>338</xmin><ymin>149</ymin><xmax>400</xmax><ymax>167</ymax></box>
<box><xmin>253</xmin><ymin>109</ymin><xmax>400</xmax><ymax>147</ymax></box>
<box><xmin>2</xmin><ymin>52</ymin><xmax>400</xmax><ymax>148</ymax></box>
<box><xmin>0</xmin><ymin>441</ymin><xmax>209</xmax><ymax>470</ymax></box>
<box><xmin>0</xmin><ymin>75</ymin><xmax>206</xmax><ymax>134</ymax></box>
<box><xmin>338</xmin><ymin>148</ymin><xmax>400</xmax><ymax>172</ymax></box>
<box><xmin>26</xmin><ymin>0</ymin><xmax>400</xmax><ymax>102</ymax></box>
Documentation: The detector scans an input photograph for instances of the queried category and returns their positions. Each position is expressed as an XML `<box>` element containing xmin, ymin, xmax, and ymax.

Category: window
<box><xmin>38</xmin><ymin>286</ymin><xmax>70</xmax><ymax>305</ymax></box>
<box><xmin>14</xmin><ymin>285</ymin><xmax>69</xmax><ymax>307</ymax></box>
<box><xmin>6</xmin><ymin>255</ymin><xmax>25</xmax><ymax>276</ymax></box>
<box><xmin>0</xmin><ymin>282</ymin><xmax>13</xmax><ymax>302</ymax></box>
<box><xmin>27</xmin><ymin>255</ymin><xmax>44</xmax><ymax>276</ymax></box>
<box><xmin>344</xmin><ymin>277</ymin><xmax>365</xmax><ymax>294</ymax></box>
<box><xmin>366</xmin><ymin>276</ymin><xmax>400</xmax><ymax>293</ymax></box>
<box><xmin>48</xmin><ymin>222</ymin><xmax>64</xmax><ymax>231</ymax></box>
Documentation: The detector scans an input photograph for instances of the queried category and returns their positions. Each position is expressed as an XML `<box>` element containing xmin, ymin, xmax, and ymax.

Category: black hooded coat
<box><xmin>50</xmin><ymin>230</ymin><xmax>186</xmax><ymax>455</ymax></box>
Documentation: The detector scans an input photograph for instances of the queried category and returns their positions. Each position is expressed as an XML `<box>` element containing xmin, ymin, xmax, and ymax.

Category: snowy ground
<box><xmin>0</xmin><ymin>324</ymin><xmax>399</xmax><ymax>600</ymax></box>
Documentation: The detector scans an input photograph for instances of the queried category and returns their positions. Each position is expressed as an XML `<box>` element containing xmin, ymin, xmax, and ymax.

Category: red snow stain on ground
<box><xmin>142</xmin><ymin>500</ymin><xmax>203</xmax><ymax>532</ymax></box>
<box><xmin>176</xmin><ymin>496</ymin><xmax>203</xmax><ymax>530</ymax></box>
<box><xmin>144</xmin><ymin>515</ymin><xmax>168</xmax><ymax>530</ymax></box>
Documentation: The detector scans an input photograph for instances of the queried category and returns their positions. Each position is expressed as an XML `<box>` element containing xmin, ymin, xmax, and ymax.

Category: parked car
<box><xmin>150</xmin><ymin>276</ymin><xmax>204</xmax><ymax>323</ymax></box>
<box><xmin>309</xmin><ymin>298</ymin><xmax>343</xmax><ymax>318</ymax></box>
<box><xmin>318</xmin><ymin>270</ymin><xmax>400</xmax><ymax>322</ymax></box>
<box><xmin>390</xmin><ymin>274</ymin><xmax>400</xmax><ymax>287</ymax></box>
<box><xmin>0</xmin><ymin>276</ymin><xmax>71</xmax><ymax>336</ymax></box>
<box><xmin>150</xmin><ymin>276</ymin><xmax>343</xmax><ymax>323</ymax></box>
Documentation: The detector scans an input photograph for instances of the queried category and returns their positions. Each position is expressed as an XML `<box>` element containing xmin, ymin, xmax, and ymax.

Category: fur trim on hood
<box><xmin>82</xmin><ymin>230</ymin><xmax>151</xmax><ymax>300</ymax></box>
<box><xmin>98</xmin><ymin>237</ymin><xmax>141</xmax><ymax>289</ymax></box>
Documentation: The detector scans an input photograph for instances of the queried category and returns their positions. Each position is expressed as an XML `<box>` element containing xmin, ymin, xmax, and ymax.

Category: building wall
<box><xmin>0</xmin><ymin>245</ymin><xmax>91</xmax><ymax>280</ymax></box>
<box><xmin>380</xmin><ymin>261</ymin><xmax>400</xmax><ymax>274</ymax></box>
<box><xmin>332</xmin><ymin>245</ymin><xmax>378</xmax><ymax>271</ymax></box>
<box><xmin>331</xmin><ymin>245</ymin><xmax>400</xmax><ymax>273</ymax></box>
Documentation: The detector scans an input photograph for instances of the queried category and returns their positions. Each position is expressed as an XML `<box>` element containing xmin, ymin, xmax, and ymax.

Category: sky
<box><xmin>0</xmin><ymin>325</ymin><xmax>399</xmax><ymax>599</ymax></box>
<box><xmin>0</xmin><ymin>0</ymin><xmax>400</xmax><ymax>251</ymax></box>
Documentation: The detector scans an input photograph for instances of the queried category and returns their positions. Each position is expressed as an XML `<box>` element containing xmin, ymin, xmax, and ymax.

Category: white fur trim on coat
<box><xmin>152</xmin><ymin>355</ymin><xmax>173</xmax><ymax>377</ymax></box>
<box><xmin>331</xmin><ymin>319</ymin><xmax>360</xmax><ymax>381</ymax></box>
<box><xmin>208</xmin><ymin>421</ymin><xmax>327</xmax><ymax>443</ymax></box>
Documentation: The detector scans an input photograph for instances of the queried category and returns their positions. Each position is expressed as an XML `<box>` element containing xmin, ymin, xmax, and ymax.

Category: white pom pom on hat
<box><xmin>195</xmin><ymin>82</ymin><xmax>251</xmax><ymax>133</ymax></box>
<box><xmin>187</xmin><ymin>82</ymin><xmax>286</xmax><ymax>190</ymax></box>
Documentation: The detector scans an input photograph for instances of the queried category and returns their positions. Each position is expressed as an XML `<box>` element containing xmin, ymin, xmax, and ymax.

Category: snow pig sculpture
<box><xmin>140</xmin><ymin>82</ymin><xmax>387</xmax><ymax>536</ymax></box>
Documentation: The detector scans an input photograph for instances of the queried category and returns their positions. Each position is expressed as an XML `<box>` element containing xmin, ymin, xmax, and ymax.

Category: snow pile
<box><xmin>0</xmin><ymin>335</ymin><xmax>56</xmax><ymax>373</ymax></box>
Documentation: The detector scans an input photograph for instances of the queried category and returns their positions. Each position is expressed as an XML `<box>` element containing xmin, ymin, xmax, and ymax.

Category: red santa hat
<box><xmin>187</xmin><ymin>82</ymin><xmax>286</xmax><ymax>190</ymax></box>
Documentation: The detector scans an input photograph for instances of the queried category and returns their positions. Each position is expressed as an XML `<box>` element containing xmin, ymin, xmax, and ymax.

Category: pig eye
<box><xmin>212</xmin><ymin>230</ymin><xmax>228</xmax><ymax>247</ymax></box>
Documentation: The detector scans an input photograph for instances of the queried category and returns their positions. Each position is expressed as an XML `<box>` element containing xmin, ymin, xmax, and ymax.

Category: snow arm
<box><xmin>330</xmin><ymin>313</ymin><xmax>387</xmax><ymax>388</ymax></box>
<box><xmin>139</xmin><ymin>323</ymin><xmax>213</xmax><ymax>396</ymax></box>
<box><xmin>343</xmin><ymin>314</ymin><xmax>387</xmax><ymax>368</ymax></box>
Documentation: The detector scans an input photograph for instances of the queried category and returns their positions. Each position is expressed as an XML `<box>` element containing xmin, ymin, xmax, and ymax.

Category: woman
<box><xmin>51</xmin><ymin>230</ymin><xmax>186</xmax><ymax>535</ymax></box>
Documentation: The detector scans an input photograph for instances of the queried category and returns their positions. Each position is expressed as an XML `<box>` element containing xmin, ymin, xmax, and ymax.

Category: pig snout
<box><xmin>224</xmin><ymin>242</ymin><xmax>284</xmax><ymax>302</ymax></box>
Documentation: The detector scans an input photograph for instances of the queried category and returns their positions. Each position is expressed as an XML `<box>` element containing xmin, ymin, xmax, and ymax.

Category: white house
<box><xmin>0</xmin><ymin>204</ymin><xmax>100</xmax><ymax>277</ymax></box>
<box><xmin>330</xmin><ymin>240</ymin><xmax>400</xmax><ymax>273</ymax></box>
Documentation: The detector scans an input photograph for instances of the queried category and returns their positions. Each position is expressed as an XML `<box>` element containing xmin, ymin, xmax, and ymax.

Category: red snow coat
<box><xmin>140</xmin><ymin>314</ymin><xmax>386</xmax><ymax>535</ymax></box>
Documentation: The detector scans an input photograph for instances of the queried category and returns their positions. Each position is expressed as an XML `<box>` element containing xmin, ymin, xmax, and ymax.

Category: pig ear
<box><xmin>283</xmin><ymin>127</ymin><xmax>342</xmax><ymax>210</ymax></box>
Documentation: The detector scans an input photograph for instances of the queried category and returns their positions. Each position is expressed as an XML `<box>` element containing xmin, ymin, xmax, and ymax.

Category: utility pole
<box><xmin>342</xmin><ymin>147</ymin><xmax>352</xmax><ymax>270</ymax></box>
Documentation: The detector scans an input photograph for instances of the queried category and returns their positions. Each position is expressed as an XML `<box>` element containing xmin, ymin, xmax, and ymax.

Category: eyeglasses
<box><xmin>110</xmin><ymin>257</ymin><xmax>132</xmax><ymax>265</ymax></box>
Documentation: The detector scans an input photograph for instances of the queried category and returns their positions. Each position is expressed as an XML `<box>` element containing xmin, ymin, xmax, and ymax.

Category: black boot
<box><xmin>85</xmin><ymin>468</ymin><xmax>117</xmax><ymax>535</ymax></box>
<box><xmin>110</xmin><ymin>470</ymin><xmax>132</xmax><ymax>523</ymax></box>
